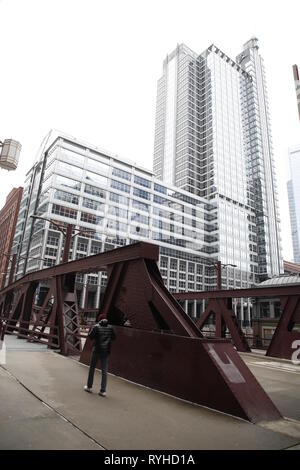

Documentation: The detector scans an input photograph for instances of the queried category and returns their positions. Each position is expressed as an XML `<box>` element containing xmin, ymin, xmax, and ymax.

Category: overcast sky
<box><xmin>0</xmin><ymin>0</ymin><xmax>299</xmax><ymax>260</ymax></box>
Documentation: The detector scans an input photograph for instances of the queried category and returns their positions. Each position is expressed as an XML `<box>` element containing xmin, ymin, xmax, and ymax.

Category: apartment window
<box><xmin>43</xmin><ymin>259</ymin><xmax>56</xmax><ymax>267</ymax></box>
<box><xmin>109</xmin><ymin>192</ymin><xmax>129</xmax><ymax>206</ymax></box>
<box><xmin>84</xmin><ymin>184</ymin><xmax>106</xmax><ymax>199</ymax></box>
<box><xmin>90</xmin><ymin>243</ymin><xmax>101</xmax><ymax>254</ymax></box>
<box><xmin>82</xmin><ymin>197</ymin><xmax>104</xmax><ymax>212</ymax></box>
<box><xmin>130</xmin><ymin>212</ymin><xmax>149</xmax><ymax>225</ymax></box>
<box><xmin>77</xmin><ymin>242</ymin><xmax>88</xmax><ymax>252</ymax></box>
<box><xmin>154</xmin><ymin>183</ymin><xmax>167</xmax><ymax>194</ymax></box>
<box><xmin>112</xmin><ymin>167</ymin><xmax>131</xmax><ymax>181</ymax></box>
<box><xmin>56</xmin><ymin>175</ymin><xmax>81</xmax><ymax>191</ymax></box>
<box><xmin>107</xmin><ymin>220</ymin><xmax>127</xmax><ymax>232</ymax></box>
<box><xmin>80</xmin><ymin>212</ymin><xmax>103</xmax><ymax>225</ymax></box>
<box><xmin>133</xmin><ymin>188</ymin><xmax>150</xmax><ymax>200</ymax></box>
<box><xmin>52</xmin><ymin>204</ymin><xmax>77</xmax><ymax>219</ymax></box>
<box><xmin>134</xmin><ymin>175</ymin><xmax>151</xmax><ymax>188</ymax></box>
<box><xmin>53</xmin><ymin>190</ymin><xmax>79</xmax><ymax>205</ymax></box>
<box><xmin>132</xmin><ymin>199</ymin><xmax>149</xmax><ymax>212</ymax></box>
<box><xmin>47</xmin><ymin>236</ymin><xmax>59</xmax><ymax>246</ymax></box>
<box><xmin>86</xmin><ymin>171</ymin><xmax>108</xmax><ymax>187</ymax></box>
<box><xmin>108</xmin><ymin>206</ymin><xmax>128</xmax><ymax>219</ymax></box>
<box><xmin>170</xmin><ymin>259</ymin><xmax>178</xmax><ymax>270</ymax></box>
<box><xmin>179</xmin><ymin>261</ymin><xmax>186</xmax><ymax>271</ymax></box>
<box><xmin>56</xmin><ymin>161</ymin><xmax>83</xmax><ymax>180</ymax></box>
<box><xmin>130</xmin><ymin>226</ymin><xmax>149</xmax><ymax>237</ymax></box>
<box><xmin>111</xmin><ymin>180</ymin><xmax>131</xmax><ymax>193</ymax></box>
<box><xmin>86</xmin><ymin>159</ymin><xmax>109</xmax><ymax>175</ymax></box>
<box><xmin>45</xmin><ymin>247</ymin><xmax>57</xmax><ymax>257</ymax></box>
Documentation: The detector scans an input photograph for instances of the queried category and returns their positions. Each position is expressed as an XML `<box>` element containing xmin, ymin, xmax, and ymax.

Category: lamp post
<box><xmin>210</xmin><ymin>261</ymin><xmax>237</xmax><ymax>290</ymax></box>
<box><xmin>30</xmin><ymin>215</ymin><xmax>95</xmax><ymax>265</ymax></box>
<box><xmin>0</xmin><ymin>139</ymin><xmax>22</xmax><ymax>171</ymax></box>
<box><xmin>30</xmin><ymin>215</ymin><xmax>74</xmax><ymax>264</ymax></box>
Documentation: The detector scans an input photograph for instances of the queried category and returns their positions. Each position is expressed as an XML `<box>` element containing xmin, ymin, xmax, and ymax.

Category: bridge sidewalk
<box><xmin>1</xmin><ymin>343</ymin><xmax>300</xmax><ymax>450</ymax></box>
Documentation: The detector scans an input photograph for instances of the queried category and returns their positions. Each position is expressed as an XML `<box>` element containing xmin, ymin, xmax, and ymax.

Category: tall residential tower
<box><xmin>154</xmin><ymin>38</ymin><xmax>283</xmax><ymax>281</ymax></box>
<box><xmin>287</xmin><ymin>145</ymin><xmax>300</xmax><ymax>263</ymax></box>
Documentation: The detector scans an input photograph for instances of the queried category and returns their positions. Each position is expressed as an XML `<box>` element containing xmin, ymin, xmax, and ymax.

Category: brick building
<box><xmin>0</xmin><ymin>187</ymin><xmax>23</xmax><ymax>288</ymax></box>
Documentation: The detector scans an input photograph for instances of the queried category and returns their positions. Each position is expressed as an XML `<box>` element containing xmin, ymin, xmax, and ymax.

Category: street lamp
<box><xmin>30</xmin><ymin>215</ymin><xmax>95</xmax><ymax>264</ymax></box>
<box><xmin>210</xmin><ymin>260</ymin><xmax>237</xmax><ymax>290</ymax></box>
<box><xmin>0</xmin><ymin>139</ymin><xmax>22</xmax><ymax>171</ymax></box>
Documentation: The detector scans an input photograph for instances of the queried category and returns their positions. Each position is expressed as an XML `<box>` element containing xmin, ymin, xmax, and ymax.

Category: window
<box><xmin>84</xmin><ymin>184</ymin><xmax>106</xmax><ymax>199</ymax></box>
<box><xmin>130</xmin><ymin>226</ymin><xmax>149</xmax><ymax>237</ymax></box>
<box><xmin>77</xmin><ymin>242</ymin><xmax>88</xmax><ymax>252</ymax></box>
<box><xmin>107</xmin><ymin>220</ymin><xmax>127</xmax><ymax>232</ymax></box>
<box><xmin>154</xmin><ymin>183</ymin><xmax>167</xmax><ymax>194</ymax></box>
<box><xmin>82</xmin><ymin>197</ymin><xmax>104</xmax><ymax>212</ymax></box>
<box><xmin>52</xmin><ymin>204</ymin><xmax>77</xmax><ymax>219</ymax></box>
<box><xmin>43</xmin><ymin>258</ymin><xmax>56</xmax><ymax>267</ymax></box>
<box><xmin>56</xmin><ymin>161</ymin><xmax>83</xmax><ymax>180</ymax></box>
<box><xmin>47</xmin><ymin>236</ymin><xmax>59</xmax><ymax>246</ymax></box>
<box><xmin>53</xmin><ymin>190</ymin><xmax>79</xmax><ymax>205</ymax></box>
<box><xmin>60</xmin><ymin>149</ymin><xmax>85</xmax><ymax>167</ymax></box>
<box><xmin>86</xmin><ymin>171</ymin><xmax>108</xmax><ymax>187</ymax></box>
<box><xmin>90</xmin><ymin>243</ymin><xmax>101</xmax><ymax>254</ymax></box>
<box><xmin>111</xmin><ymin>180</ymin><xmax>130</xmax><ymax>193</ymax></box>
<box><xmin>132</xmin><ymin>199</ymin><xmax>149</xmax><ymax>212</ymax></box>
<box><xmin>86</xmin><ymin>158</ymin><xmax>109</xmax><ymax>175</ymax></box>
<box><xmin>134</xmin><ymin>175</ymin><xmax>151</xmax><ymax>188</ymax></box>
<box><xmin>109</xmin><ymin>192</ymin><xmax>129</xmax><ymax>206</ymax></box>
<box><xmin>56</xmin><ymin>175</ymin><xmax>81</xmax><ymax>191</ymax></box>
<box><xmin>108</xmin><ymin>206</ymin><xmax>128</xmax><ymax>219</ymax></box>
<box><xmin>112</xmin><ymin>167</ymin><xmax>131</xmax><ymax>181</ymax></box>
<box><xmin>130</xmin><ymin>212</ymin><xmax>149</xmax><ymax>225</ymax></box>
<box><xmin>133</xmin><ymin>188</ymin><xmax>150</xmax><ymax>200</ymax></box>
<box><xmin>45</xmin><ymin>247</ymin><xmax>57</xmax><ymax>257</ymax></box>
<box><xmin>80</xmin><ymin>212</ymin><xmax>103</xmax><ymax>225</ymax></box>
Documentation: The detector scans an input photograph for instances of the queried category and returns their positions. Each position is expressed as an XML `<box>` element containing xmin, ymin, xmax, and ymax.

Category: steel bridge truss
<box><xmin>0</xmin><ymin>242</ymin><xmax>286</xmax><ymax>423</ymax></box>
<box><xmin>174</xmin><ymin>285</ymin><xmax>300</xmax><ymax>360</ymax></box>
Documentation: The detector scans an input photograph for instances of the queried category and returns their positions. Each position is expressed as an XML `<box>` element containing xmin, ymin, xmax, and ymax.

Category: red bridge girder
<box><xmin>0</xmin><ymin>242</ymin><xmax>282</xmax><ymax>423</ymax></box>
<box><xmin>173</xmin><ymin>285</ymin><xmax>300</xmax><ymax>360</ymax></box>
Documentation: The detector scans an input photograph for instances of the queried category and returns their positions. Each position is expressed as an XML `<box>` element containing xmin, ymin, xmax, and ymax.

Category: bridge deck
<box><xmin>0</xmin><ymin>338</ymin><xmax>300</xmax><ymax>450</ymax></box>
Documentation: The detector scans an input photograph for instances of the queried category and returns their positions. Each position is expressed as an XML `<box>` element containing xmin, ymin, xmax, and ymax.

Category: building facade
<box><xmin>287</xmin><ymin>145</ymin><xmax>300</xmax><ymax>263</ymax></box>
<box><xmin>10</xmin><ymin>132</ymin><xmax>255</xmax><ymax>323</ymax></box>
<box><xmin>293</xmin><ymin>64</ymin><xmax>300</xmax><ymax>121</ymax></box>
<box><xmin>154</xmin><ymin>38</ymin><xmax>283</xmax><ymax>282</ymax></box>
<box><xmin>0</xmin><ymin>187</ymin><xmax>23</xmax><ymax>289</ymax></box>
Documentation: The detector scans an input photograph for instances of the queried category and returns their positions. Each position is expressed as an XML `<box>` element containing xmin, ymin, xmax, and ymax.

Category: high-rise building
<box><xmin>293</xmin><ymin>64</ymin><xmax>300</xmax><ymax>121</ymax></box>
<box><xmin>287</xmin><ymin>145</ymin><xmax>300</xmax><ymax>263</ymax></box>
<box><xmin>154</xmin><ymin>38</ymin><xmax>283</xmax><ymax>281</ymax></box>
<box><xmin>10</xmin><ymin>132</ymin><xmax>254</xmax><ymax>324</ymax></box>
<box><xmin>0</xmin><ymin>187</ymin><xmax>23</xmax><ymax>289</ymax></box>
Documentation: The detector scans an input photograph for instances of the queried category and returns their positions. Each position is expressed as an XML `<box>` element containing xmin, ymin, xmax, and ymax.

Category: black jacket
<box><xmin>89</xmin><ymin>321</ymin><xmax>116</xmax><ymax>355</ymax></box>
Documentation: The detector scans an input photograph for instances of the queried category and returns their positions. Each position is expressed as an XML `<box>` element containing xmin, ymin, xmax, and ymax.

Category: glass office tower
<box><xmin>154</xmin><ymin>38</ymin><xmax>283</xmax><ymax>282</ymax></box>
<box><xmin>287</xmin><ymin>145</ymin><xmax>300</xmax><ymax>262</ymax></box>
<box><xmin>10</xmin><ymin>132</ymin><xmax>257</xmax><ymax>323</ymax></box>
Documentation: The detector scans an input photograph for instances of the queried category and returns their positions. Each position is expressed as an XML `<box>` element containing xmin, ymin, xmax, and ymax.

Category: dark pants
<box><xmin>87</xmin><ymin>350</ymin><xmax>109</xmax><ymax>392</ymax></box>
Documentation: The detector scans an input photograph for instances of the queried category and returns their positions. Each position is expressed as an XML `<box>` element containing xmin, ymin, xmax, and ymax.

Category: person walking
<box><xmin>84</xmin><ymin>314</ymin><xmax>116</xmax><ymax>397</ymax></box>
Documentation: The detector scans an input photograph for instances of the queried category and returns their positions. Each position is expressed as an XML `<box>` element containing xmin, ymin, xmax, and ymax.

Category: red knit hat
<box><xmin>98</xmin><ymin>313</ymin><xmax>106</xmax><ymax>321</ymax></box>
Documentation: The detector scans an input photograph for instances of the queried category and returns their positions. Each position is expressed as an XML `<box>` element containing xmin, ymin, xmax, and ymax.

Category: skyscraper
<box><xmin>293</xmin><ymin>64</ymin><xmax>300</xmax><ymax>121</ymax></box>
<box><xmin>287</xmin><ymin>145</ymin><xmax>300</xmax><ymax>263</ymax></box>
<box><xmin>154</xmin><ymin>38</ymin><xmax>283</xmax><ymax>281</ymax></box>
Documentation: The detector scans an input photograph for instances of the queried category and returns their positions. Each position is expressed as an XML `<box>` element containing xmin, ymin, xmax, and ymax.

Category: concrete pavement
<box><xmin>240</xmin><ymin>352</ymin><xmax>300</xmax><ymax>421</ymax></box>
<box><xmin>1</xmin><ymin>339</ymin><xmax>300</xmax><ymax>449</ymax></box>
